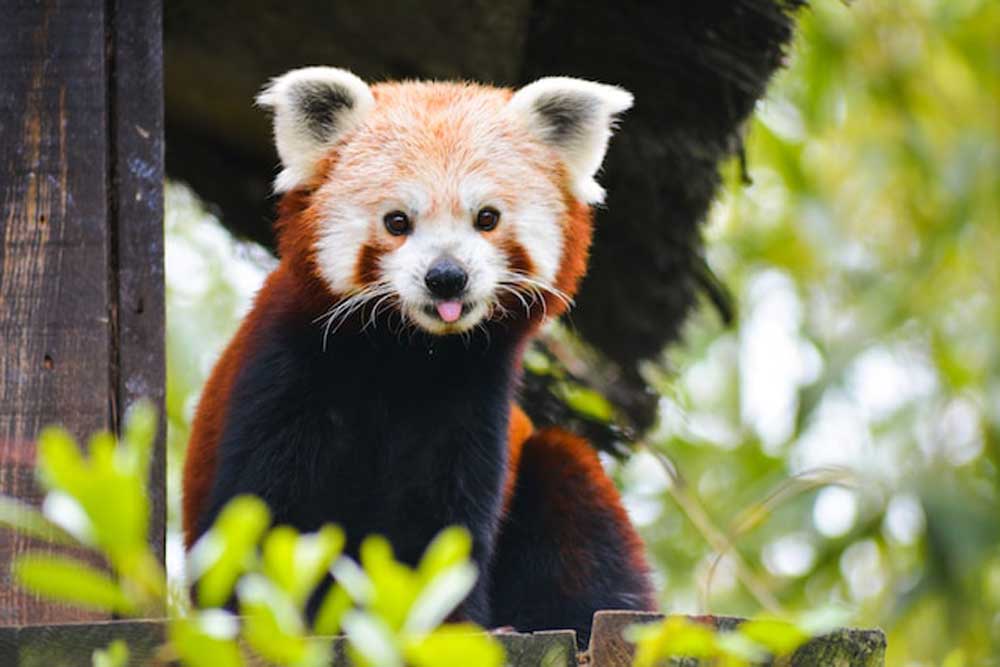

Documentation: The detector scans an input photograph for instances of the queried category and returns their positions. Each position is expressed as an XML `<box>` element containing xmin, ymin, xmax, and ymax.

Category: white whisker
<box><xmin>497</xmin><ymin>270</ymin><xmax>574</xmax><ymax>320</ymax></box>
<box><xmin>316</xmin><ymin>281</ymin><xmax>397</xmax><ymax>350</ymax></box>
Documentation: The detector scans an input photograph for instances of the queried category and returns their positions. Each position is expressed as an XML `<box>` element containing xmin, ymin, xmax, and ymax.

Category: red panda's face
<box><xmin>259</xmin><ymin>69</ymin><xmax>632</xmax><ymax>335</ymax></box>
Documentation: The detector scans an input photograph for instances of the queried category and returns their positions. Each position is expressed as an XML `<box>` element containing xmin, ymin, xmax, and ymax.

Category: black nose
<box><xmin>424</xmin><ymin>256</ymin><xmax>468</xmax><ymax>299</ymax></box>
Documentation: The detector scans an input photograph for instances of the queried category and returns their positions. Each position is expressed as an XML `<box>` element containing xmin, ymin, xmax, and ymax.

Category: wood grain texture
<box><xmin>0</xmin><ymin>0</ymin><xmax>165</xmax><ymax>623</ymax></box>
<box><xmin>0</xmin><ymin>0</ymin><xmax>112</xmax><ymax>625</ymax></box>
<box><xmin>588</xmin><ymin>611</ymin><xmax>886</xmax><ymax>667</ymax></box>
<box><xmin>109</xmin><ymin>0</ymin><xmax>167</xmax><ymax>575</ymax></box>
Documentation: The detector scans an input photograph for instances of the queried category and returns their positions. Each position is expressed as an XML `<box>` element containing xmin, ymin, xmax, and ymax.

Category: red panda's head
<box><xmin>259</xmin><ymin>67</ymin><xmax>632</xmax><ymax>335</ymax></box>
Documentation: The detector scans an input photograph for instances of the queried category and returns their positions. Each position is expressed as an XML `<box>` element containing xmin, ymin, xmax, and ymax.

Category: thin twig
<box><xmin>639</xmin><ymin>441</ymin><xmax>784</xmax><ymax>615</ymax></box>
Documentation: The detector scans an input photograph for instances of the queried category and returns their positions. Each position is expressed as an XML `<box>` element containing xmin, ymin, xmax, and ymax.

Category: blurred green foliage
<box><xmin>0</xmin><ymin>406</ymin><xmax>503</xmax><ymax>667</ymax></box>
<box><xmin>630</xmin><ymin>616</ymin><xmax>807</xmax><ymax>667</ymax></box>
<box><xmin>619</xmin><ymin>1</ymin><xmax>999</xmax><ymax>665</ymax></box>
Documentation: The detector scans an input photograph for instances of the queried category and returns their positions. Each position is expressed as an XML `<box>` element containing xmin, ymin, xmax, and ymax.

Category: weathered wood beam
<box><xmin>0</xmin><ymin>0</ymin><xmax>165</xmax><ymax>623</ymax></box>
<box><xmin>588</xmin><ymin>611</ymin><xmax>887</xmax><ymax>667</ymax></box>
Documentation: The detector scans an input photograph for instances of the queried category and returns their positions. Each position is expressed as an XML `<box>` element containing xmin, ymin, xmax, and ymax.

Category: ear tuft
<box><xmin>257</xmin><ymin>67</ymin><xmax>375</xmax><ymax>192</ymax></box>
<box><xmin>508</xmin><ymin>77</ymin><xmax>633</xmax><ymax>204</ymax></box>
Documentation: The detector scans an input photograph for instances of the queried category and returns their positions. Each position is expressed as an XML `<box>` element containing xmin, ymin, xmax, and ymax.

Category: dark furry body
<box><xmin>195</xmin><ymin>298</ymin><xmax>653</xmax><ymax>641</ymax></box>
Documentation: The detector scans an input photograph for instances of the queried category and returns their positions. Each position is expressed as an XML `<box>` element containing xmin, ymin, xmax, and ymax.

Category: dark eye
<box><xmin>383</xmin><ymin>211</ymin><xmax>412</xmax><ymax>236</ymax></box>
<box><xmin>475</xmin><ymin>207</ymin><xmax>500</xmax><ymax>232</ymax></box>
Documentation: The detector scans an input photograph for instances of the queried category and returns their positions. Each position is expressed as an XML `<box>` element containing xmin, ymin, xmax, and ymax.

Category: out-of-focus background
<box><xmin>165</xmin><ymin>2</ymin><xmax>999</xmax><ymax>665</ymax></box>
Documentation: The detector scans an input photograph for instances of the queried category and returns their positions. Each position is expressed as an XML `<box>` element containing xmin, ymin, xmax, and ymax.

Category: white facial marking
<box><xmin>457</xmin><ymin>175</ymin><xmax>564</xmax><ymax>285</ymax></box>
<box><xmin>315</xmin><ymin>203</ymin><xmax>369</xmax><ymax>294</ymax></box>
<box><xmin>379</xmin><ymin>216</ymin><xmax>505</xmax><ymax>334</ymax></box>
<box><xmin>510</xmin><ymin>201</ymin><xmax>564</xmax><ymax>284</ymax></box>
<box><xmin>393</xmin><ymin>181</ymin><xmax>432</xmax><ymax>217</ymax></box>
<box><xmin>458</xmin><ymin>175</ymin><xmax>496</xmax><ymax>215</ymax></box>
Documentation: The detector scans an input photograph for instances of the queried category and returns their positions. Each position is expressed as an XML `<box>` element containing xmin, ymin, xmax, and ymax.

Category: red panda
<box><xmin>182</xmin><ymin>67</ymin><xmax>655</xmax><ymax>646</ymax></box>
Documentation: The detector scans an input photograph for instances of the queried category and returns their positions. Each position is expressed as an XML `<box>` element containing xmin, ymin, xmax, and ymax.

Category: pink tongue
<box><xmin>436</xmin><ymin>301</ymin><xmax>463</xmax><ymax>323</ymax></box>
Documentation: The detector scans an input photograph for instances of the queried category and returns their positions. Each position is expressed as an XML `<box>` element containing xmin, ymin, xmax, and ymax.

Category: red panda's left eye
<box><xmin>475</xmin><ymin>207</ymin><xmax>500</xmax><ymax>231</ymax></box>
<box><xmin>383</xmin><ymin>211</ymin><xmax>412</xmax><ymax>236</ymax></box>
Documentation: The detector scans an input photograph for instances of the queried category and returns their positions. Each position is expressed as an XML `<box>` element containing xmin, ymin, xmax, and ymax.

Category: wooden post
<box><xmin>0</xmin><ymin>0</ymin><xmax>164</xmax><ymax>624</ymax></box>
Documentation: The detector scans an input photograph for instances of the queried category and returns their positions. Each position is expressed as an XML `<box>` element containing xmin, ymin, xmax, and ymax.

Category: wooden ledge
<box><xmin>588</xmin><ymin>611</ymin><xmax>886</xmax><ymax>667</ymax></box>
<box><xmin>0</xmin><ymin>612</ymin><xmax>886</xmax><ymax>666</ymax></box>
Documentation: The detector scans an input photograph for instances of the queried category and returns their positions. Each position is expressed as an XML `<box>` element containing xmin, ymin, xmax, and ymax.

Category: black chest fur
<box><xmin>203</xmin><ymin>312</ymin><xmax>523</xmax><ymax>570</ymax></box>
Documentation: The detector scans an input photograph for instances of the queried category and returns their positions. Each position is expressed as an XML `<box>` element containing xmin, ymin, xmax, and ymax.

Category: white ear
<box><xmin>257</xmin><ymin>67</ymin><xmax>375</xmax><ymax>192</ymax></box>
<box><xmin>507</xmin><ymin>77</ymin><xmax>633</xmax><ymax>204</ymax></box>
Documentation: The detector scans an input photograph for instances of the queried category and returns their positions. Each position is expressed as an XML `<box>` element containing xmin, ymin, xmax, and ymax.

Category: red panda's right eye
<box><xmin>383</xmin><ymin>211</ymin><xmax>412</xmax><ymax>236</ymax></box>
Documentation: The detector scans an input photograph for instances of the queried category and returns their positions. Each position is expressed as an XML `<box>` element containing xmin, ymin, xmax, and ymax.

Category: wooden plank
<box><xmin>588</xmin><ymin>611</ymin><xmax>887</xmax><ymax>667</ymax></box>
<box><xmin>0</xmin><ymin>0</ymin><xmax>166</xmax><ymax>623</ymax></box>
<box><xmin>0</xmin><ymin>0</ymin><xmax>112</xmax><ymax>625</ymax></box>
<box><xmin>495</xmin><ymin>630</ymin><xmax>576</xmax><ymax>667</ymax></box>
<box><xmin>108</xmin><ymin>0</ymin><xmax>166</xmax><ymax>567</ymax></box>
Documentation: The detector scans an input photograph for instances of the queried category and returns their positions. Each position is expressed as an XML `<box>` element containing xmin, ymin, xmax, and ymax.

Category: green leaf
<box><xmin>41</xmin><ymin>491</ymin><xmax>95</xmax><ymax>544</ymax></box>
<box><xmin>190</xmin><ymin>495</ymin><xmax>270</xmax><ymax>607</ymax></box>
<box><xmin>263</xmin><ymin>524</ymin><xmax>344</xmax><ymax>607</ymax></box>
<box><xmin>35</xmin><ymin>427</ymin><xmax>86</xmax><ymax>495</ymax></box>
<box><xmin>404</xmin><ymin>624</ymin><xmax>504</xmax><ymax>667</ymax></box>
<box><xmin>739</xmin><ymin>618</ymin><xmax>810</xmax><ymax>656</ymax></box>
<box><xmin>522</xmin><ymin>348</ymin><xmax>553</xmax><ymax>375</ymax></box>
<box><xmin>314</xmin><ymin>584</ymin><xmax>353</xmax><ymax>636</ymax></box>
<box><xmin>360</xmin><ymin>535</ymin><xmax>421</xmax><ymax>631</ymax></box>
<box><xmin>35</xmin><ymin>424</ymin><xmax>152</xmax><ymax>572</ymax></box>
<box><xmin>0</xmin><ymin>495</ymin><xmax>80</xmax><ymax>546</ymax></box>
<box><xmin>87</xmin><ymin>432</ymin><xmax>117</xmax><ymax>471</ymax></box>
<box><xmin>630</xmin><ymin>617</ymin><xmax>721</xmax><ymax>667</ymax></box>
<box><xmin>341</xmin><ymin>610</ymin><xmax>403</xmax><ymax>667</ymax></box>
<box><xmin>404</xmin><ymin>563</ymin><xmax>477</xmax><ymax>635</ymax></box>
<box><xmin>330</xmin><ymin>556</ymin><xmax>374</xmax><ymax>605</ymax></box>
<box><xmin>715</xmin><ymin>632</ymin><xmax>769</xmax><ymax>664</ymax></box>
<box><xmin>417</xmin><ymin>526</ymin><xmax>472</xmax><ymax>583</ymax></box>
<box><xmin>169</xmin><ymin>613</ymin><xmax>243</xmax><ymax>667</ymax></box>
<box><xmin>13</xmin><ymin>555</ymin><xmax>134</xmax><ymax>614</ymax></box>
<box><xmin>92</xmin><ymin>639</ymin><xmax>129</xmax><ymax>667</ymax></box>
<box><xmin>260</xmin><ymin>526</ymin><xmax>297</xmax><ymax>596</ymax></box>
<box><xmin>91</xmin><ymin>642</ymin><xmax>128</xmax><ymax>667</ymax></box>
<box><xmin>556</xmin><ymin>383</ymin><xmax>615</xmax><ymax>423</ymax></box>
<box><xmin>239</xmin><ymin>574</ymin><xmax>331</xmax><ymax>667</ymax></box>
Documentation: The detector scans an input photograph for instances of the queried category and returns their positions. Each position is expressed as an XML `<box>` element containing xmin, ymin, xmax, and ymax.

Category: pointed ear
<box><xmin>257</xmin><ymin>67</ymin><xmax>375</xmax><ymax>192</ymax></box>
<box><xmin>507</xmin><ymin>77</ymin><xmax>633</xmax><ymax>204</ymax></box>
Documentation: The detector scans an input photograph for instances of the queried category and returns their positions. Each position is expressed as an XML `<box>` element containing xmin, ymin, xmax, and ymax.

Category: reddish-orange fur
<box><xmin>522</xmin><ymin>428</ymin><xmax>651</xmax><ymax>594</ymax></box>
<box><xmin>502</xmin><ymin>404</ymin><xmax>534</xmax><ymax>514</ymax></box>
